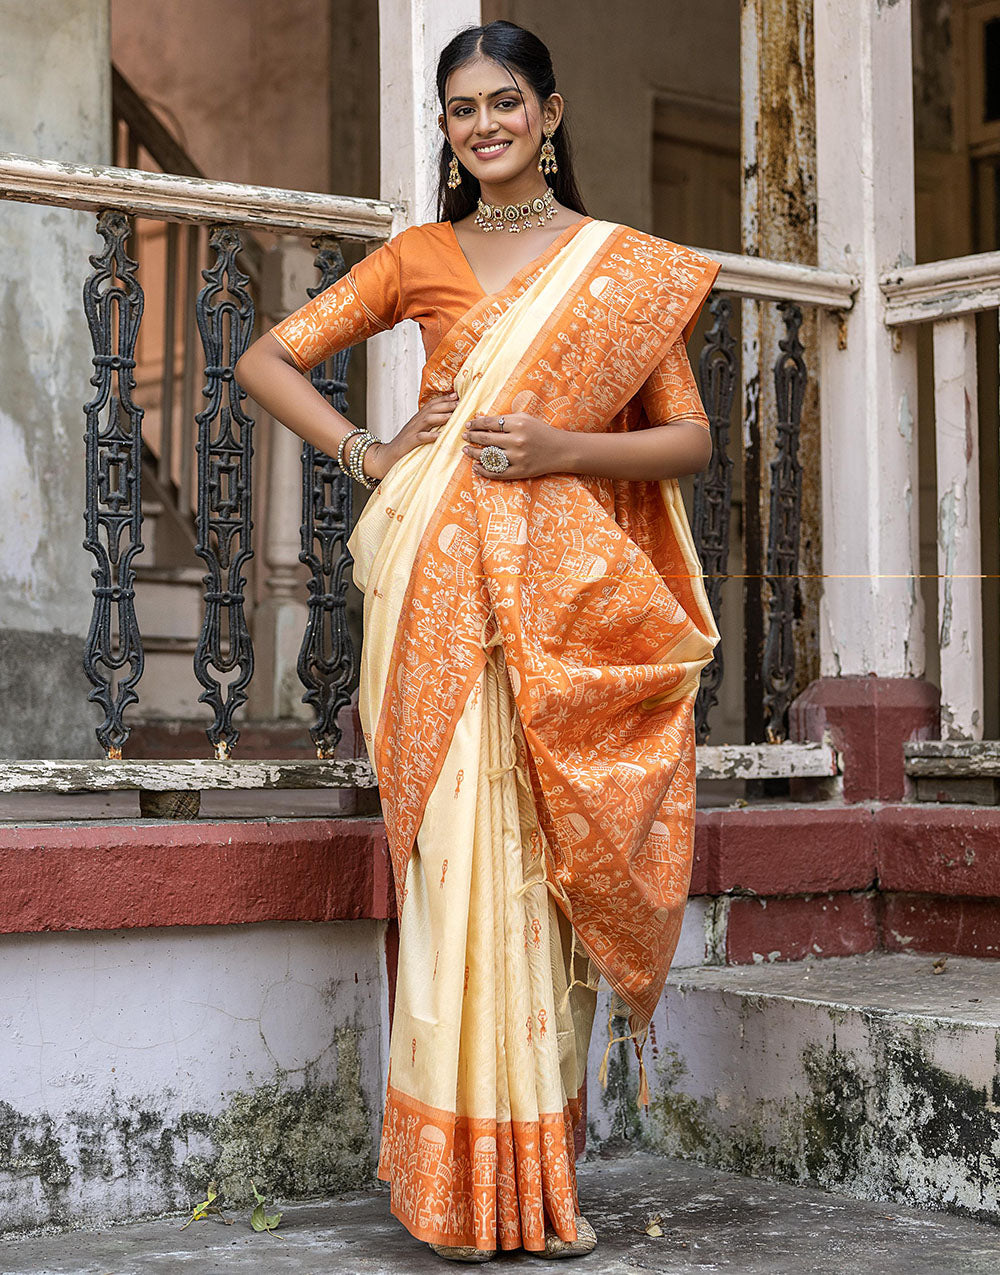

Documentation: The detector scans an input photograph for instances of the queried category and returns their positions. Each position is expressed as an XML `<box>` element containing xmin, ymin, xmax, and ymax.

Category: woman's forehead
<box><xmin>446</xmin><ymin>56</ymin><xmax>526</xmax><ymax>98</ymax></box>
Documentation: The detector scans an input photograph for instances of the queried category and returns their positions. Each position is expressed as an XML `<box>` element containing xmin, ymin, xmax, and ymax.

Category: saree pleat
<box><xmin>378</xmin><ymin>640</ymin><xmax>595</xmax><ymax>1250</ymax></box>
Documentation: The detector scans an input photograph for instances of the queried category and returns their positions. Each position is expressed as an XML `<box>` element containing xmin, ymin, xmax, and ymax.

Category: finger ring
<box><xmin>479</xmin><ymin>445</ymin><xmax>510</xmax><ymax>474</ymax></box>
<box><xmin>497</xmin><ymin>416</ymin><xmax>506</xmax><ymax>432</ymax></box>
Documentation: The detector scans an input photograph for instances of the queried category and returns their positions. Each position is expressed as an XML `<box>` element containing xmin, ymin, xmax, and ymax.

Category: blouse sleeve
<box><xmin>638</xmin><ymin>338</ymin><xmax>709</xmax><ymax>429</ymax></box>
<box><xmin>268</xmin><ymin>237</ymin><xmax>403</xmax><ymax>373</ymax></box>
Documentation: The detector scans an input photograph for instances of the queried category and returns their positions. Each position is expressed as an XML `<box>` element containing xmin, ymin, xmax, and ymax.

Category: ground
<box><xmin>2</xmin><ymin>1151</ymin><xmax>997</xmax><ymax>1274</ymax></box>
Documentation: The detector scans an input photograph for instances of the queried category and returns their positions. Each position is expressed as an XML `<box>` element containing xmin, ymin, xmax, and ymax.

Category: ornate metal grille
<box><xmin>692</xmin><ymin>295</ymin><xmax>737</xmax><ymax>744</ymax></box>
<box><xmin>762</xmin><ymin>302</ymin><xmax>807</xmax><ymax>741</ymax></box>
<box><xmin>297</xmin><ymin>239</ymin><xmax>358</xmax><ymax>757</ymax></box>
<box><xmin>82</xmin><ymin>210</ymin><xmax>146</xmax><ymax>758</ymax></box>
<box><xmin>192</xmin><ymin>226</ymin><xmax>256</xmax><ymax>758</ymax></box>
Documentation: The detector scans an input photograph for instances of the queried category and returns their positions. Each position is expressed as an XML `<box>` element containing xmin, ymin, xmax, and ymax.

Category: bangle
<box><xmin>336</xmin><ymin>427</ymin><xmax>366</xmax><ymax>475</ymax></box>
<box><xmin>347</xmin><ymin>433</ymin><xmax>380</xmax><ymax>491</ymax></box>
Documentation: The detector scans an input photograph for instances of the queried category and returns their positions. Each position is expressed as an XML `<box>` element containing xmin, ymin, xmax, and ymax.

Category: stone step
<box><xmin>1</xmin><ymin>1152</ymin><xmax>996</xmax><ymax>1273</ymax></box>
<box><xmin>587</xmin><ymin>952</ymin><xmax>1000</xmax><ymax>1223</ymax></box>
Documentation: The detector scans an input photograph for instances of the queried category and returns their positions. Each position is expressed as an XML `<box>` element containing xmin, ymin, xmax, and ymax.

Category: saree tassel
<box><xmin>597</xmin><ymin>1004</ymin><xmax>631</xmax><ymax>1090</ymax></box>
<box><xmin>637</xmin><ymin>1055</ymin><xmax>650</xmax><ymax>1108</ymax></box>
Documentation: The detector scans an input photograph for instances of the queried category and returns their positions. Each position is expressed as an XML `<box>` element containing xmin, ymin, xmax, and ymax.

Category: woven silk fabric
<box><xmin>270</xmin><ymin>218</ymin><xmax>720</xmax><ymax>1251</ymax></box>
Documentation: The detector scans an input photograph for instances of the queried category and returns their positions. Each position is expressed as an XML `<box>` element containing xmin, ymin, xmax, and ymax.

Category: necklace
<box><xmin>475</xmin><ymin>187</ymin><xmax>556</xmax><ymax>234</ymax></box>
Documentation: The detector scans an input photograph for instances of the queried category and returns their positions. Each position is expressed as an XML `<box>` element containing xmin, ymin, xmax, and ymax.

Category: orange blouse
<box><xmin>270</xmin><ymin>220</ymin><xmax>709</xmax><ymax>428</ymax></box>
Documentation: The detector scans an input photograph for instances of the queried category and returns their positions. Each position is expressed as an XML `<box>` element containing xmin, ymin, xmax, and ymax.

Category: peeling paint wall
<box><xmin>0</xmin><ymin>1</ymin><xmax>110</xmax><ymax>758</ymax></box>
<box><xmin>0</xmin><ymin>921</ymin><xmax>387</xmax><ymax>1235</ymax></box>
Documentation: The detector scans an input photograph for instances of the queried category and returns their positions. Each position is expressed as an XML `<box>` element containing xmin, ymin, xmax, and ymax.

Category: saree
<box><xmin>272</xmin><ymin>217</ymin><xmax>720</xmax><ymax>1251</ymax></box>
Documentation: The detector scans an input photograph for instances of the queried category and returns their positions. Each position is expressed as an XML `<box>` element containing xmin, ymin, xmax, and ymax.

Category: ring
<box><xmin>479</xmin><ymin>445</ymin><xmax>510</xmax><ymax>474</ymax></box>
<box><xmin>497</xmin><ymin>416</ymin><xmax>506</xmax><ymax>432</ymax></box>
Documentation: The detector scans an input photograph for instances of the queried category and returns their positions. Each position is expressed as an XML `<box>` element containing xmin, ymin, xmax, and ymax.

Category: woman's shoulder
<box><xmin>387</xmin><ymin>220</ymin><xmax>455</xmax><ymax>250</ymax></box>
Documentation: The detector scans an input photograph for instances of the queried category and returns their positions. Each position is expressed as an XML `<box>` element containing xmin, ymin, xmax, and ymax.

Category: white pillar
<box><xmin>369</xmin><ymin>0</ymin><xmax>480</xmax><ymax>441</ymax></box>
<box><xmin>249</xmin><ymin>237</ymin><xmax>316</xmax><ymax>721</ymax></box>
<box><xmin>814</xmin><ymin>0</ymin><xmax>923</xmax><ymax>678</ymax></box>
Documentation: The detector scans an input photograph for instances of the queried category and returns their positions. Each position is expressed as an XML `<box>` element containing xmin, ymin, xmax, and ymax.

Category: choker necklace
<box><xmin>475</xmin><ymin>187</ymin><xmax>556</xmax><ymax>234</ymax></box>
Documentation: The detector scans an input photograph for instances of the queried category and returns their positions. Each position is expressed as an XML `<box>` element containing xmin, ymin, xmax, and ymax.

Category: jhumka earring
<box><xmin>447</xmin><ymin>147</ymin><xmax>461</xmax><ymax>189</ymax></box>
<box><xmin>538</xmin><ymin>126</ymin><xmax>558</xmax><ymax>177</ymax></box>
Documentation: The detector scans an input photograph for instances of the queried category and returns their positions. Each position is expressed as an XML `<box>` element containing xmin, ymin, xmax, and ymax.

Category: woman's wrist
<box><xmin>364</xmin><ymin>439</ymin><xmax>397</xmax><ymax>482</ymax></box>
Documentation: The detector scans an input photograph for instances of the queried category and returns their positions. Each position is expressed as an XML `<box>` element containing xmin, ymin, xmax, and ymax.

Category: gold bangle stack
<box><xmin>336</xmin><ymin>427</ymin><xmax>380</xmax><ymax>491</ymax></box>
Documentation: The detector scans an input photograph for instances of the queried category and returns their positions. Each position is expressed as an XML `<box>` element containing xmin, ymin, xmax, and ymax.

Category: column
<box><xmin>813</xmin><ymin>0</ymin><xmax>924</xmax><ymax>678</ymax></box>
<box><xmin>249</xmin><ymin>238</ymin><xmax>316</xmax><ymax>723</ymax></box>
<box><xmin>740</xmin><ymin>0</ymin><xmax>821</xmax><ymax>738</ymax></box>
<box><xmin>791</xmin><ymin>0</ymin><xmax>938</xmax><ymax>801</ymax></box>
<box><xmin>0</xmin><ymin>0</ymin><xmax>110</xmax><ymax>758</ymax></box>
<box><xmin>369</xmin><ymin>0</ymin><xmax>481</xmax><ymax>440</ymax></box>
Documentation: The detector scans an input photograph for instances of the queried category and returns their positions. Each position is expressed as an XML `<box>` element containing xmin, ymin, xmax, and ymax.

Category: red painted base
<box><xmin>0</xmin><ymin>819</ymin><xmax>393</xmax><ymax>933</ymax></box>
<box><xmin>726</xmin><ymin>892</ymin><xmax>879</xmax><ymax>964</ymax></box>
<box><xmin>790</xmin><ymin>675</ymin><xmax>939</xmax><ymax>802</ymax></box>
<box><xmin>2</xmin><ymin>797</ymin><xmax>999</xmax><ymax>968</ymax></box>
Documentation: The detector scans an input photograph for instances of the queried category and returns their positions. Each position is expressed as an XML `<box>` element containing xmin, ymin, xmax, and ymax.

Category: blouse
<box><xmin>269</xmin><ymin>220</ymin><xmax>709</xmax><ymax>429</ymax></box>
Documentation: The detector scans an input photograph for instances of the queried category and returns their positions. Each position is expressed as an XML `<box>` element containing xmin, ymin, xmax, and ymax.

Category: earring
<box><xmin>538</xmin><ymin>126</ymin><xmax>558</xmax><ymax>177</ymax></box>
<box><xmin>447</xmin><ymin>147</ymin><xmax>461</xmax><ymax>190</ymax></box>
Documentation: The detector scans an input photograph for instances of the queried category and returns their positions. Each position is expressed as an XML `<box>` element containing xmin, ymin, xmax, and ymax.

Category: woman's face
<box><xmin>441</xmin><ymin>56</ymin><xmax>558</xmax><ymax>188</ymax></box>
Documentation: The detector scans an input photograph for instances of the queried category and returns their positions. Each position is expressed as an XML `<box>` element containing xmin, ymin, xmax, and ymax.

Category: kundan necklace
<box><xmin>475</xmin><ymin>186</ymin><xmax>556</xmax><ymax>234</ymax></box>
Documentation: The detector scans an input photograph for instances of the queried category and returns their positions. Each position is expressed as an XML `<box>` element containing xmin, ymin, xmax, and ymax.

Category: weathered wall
<box><xmin>487</xmin><ymin>0</ymin><xmax>739</xmax><ymax>232</ymax></box>
<box><xmin>0</xmin><ymin>920</ymin><xmax>387</xmax><ymax>1235</ymax></box>
<box><xmin>0</xmin><ymin>0</ymin><xmax>110</xmax><ymax>758</ymax></box>
<box><xmin>112</xmin><ymin>0</ymin><xmax>335</xmax><ymax>192</ymax></box>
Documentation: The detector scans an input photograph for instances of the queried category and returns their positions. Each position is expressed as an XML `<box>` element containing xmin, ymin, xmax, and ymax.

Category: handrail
<box><xmin>112</xmin><ymin>67</ymin><xmax>204</xmax><ymax>179</ymax></box>
<box><xmin>699</xmin><ymin>248</ymin><xmax>858</xmax><ymax>309</ymax></box>
<box><xmin>0</xmin><ymin>151</ymin><xmax>400</xmax><ymax>239</ymax></box>
<box><xmin>880</xmin><ymin>249</ymin><xmax>1000</xmax><ymax>324</ymax></box>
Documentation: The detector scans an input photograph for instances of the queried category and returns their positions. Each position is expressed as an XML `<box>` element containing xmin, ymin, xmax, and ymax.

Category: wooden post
<box><xmin>931</xmin><ymin>314</ymin><xmax>983</xmax><ymax>738</ymax></box>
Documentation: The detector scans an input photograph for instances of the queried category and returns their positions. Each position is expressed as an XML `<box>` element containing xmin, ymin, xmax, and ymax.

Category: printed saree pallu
<box><xmin>345</xmin><ymin>219</ymin><xmax>721</xmax><ymax>1252</ymax></box>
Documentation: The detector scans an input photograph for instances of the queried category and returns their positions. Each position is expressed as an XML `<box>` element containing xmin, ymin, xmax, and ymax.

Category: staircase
<box><xmin>587</xmin><ymin>925</ymin><xmax>1000</xmax><ymax>1223</ymax></box>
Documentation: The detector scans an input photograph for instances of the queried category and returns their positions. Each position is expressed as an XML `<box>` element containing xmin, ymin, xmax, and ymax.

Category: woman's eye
<box><xmin>497</xmin><ymin>99</ymin><xmax>518</xmax><ymax>109</ymax></box>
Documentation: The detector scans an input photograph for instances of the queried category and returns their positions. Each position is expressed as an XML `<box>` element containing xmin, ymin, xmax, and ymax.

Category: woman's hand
<box><xmin>461</xmin><ymin>413</ymin><xmax>572</xmax><ymax>480</ymax></box>
<box><xmin>363</xmin><ymin>391</ymin><xmax>459</xmax><ymax>482</ymax></box>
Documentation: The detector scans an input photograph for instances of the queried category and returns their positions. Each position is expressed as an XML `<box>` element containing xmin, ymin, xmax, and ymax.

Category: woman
<box><xmin>237</xmin><ymin>19</ymin><xmax>720</xmax><ymax>1264</ymax></box>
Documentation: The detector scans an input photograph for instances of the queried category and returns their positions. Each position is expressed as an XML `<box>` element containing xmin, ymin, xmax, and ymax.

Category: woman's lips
<box><xmin>470</xmin><ymin>140</ymin><xmax>512</xmax><ymax>159</ymax></box>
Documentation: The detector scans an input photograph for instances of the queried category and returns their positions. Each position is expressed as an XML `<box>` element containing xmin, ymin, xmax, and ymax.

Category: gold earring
<box><xmin>538</xmin><ymin>126</ymin><xmax>558</xmax><ymax>177</ymax></box>
<box><xmin>447</xmin><ymin>147</ymin><xmax>461</xmax><ymax>189</ymax></box>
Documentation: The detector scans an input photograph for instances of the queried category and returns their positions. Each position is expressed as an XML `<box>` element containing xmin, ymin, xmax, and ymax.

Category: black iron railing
<box><xmin>82</xmin><ymin>215</ymin><xmax>360</xmax><ymax>759</ymax></box>
<box><xmin>692</xmin><ymin>294</ymin><xmax>809</xmax><ymax>746</ymax></box>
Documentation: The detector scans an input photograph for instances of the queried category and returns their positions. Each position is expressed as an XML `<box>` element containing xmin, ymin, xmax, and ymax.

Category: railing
<box><xmin>689</xmin><ymin>250</ymin><xmax>856</xmax><ymax>746</ymax></box>
<box><xmin>0</xmin><ymin>149</ymin><xmax>852</xmax><ymax>793</ymax></box>
<box><xmin>111</xmin><ymin>66</ymin><xmax>265</xmax><ymax>531</ymax></box>
<box><xmin>0</xmin><ymin>151</ymin><xmax>396</xmax><ymax>767</ymax></box>
<box><xmin>881</xmin><ymin>250</ymin><xmax>996</xmax><ymax>742</ymax></box>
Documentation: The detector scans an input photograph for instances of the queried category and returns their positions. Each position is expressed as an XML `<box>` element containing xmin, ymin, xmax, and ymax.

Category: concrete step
<box><xmin>1</xmin><ymin>1152</ymin><xmax>996</xmax><ymax>1274</ymax></box>
<box><xmin>587</xmin><ymin>952</ymin><xmax>1000</xmax><ymax>1224</ymax></box>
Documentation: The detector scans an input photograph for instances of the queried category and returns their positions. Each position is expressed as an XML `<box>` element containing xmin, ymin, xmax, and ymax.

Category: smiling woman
<box><xmin>235</xmin><ymin>17</ymin><xmax>720</xmax><ymax>1267</ymax></box>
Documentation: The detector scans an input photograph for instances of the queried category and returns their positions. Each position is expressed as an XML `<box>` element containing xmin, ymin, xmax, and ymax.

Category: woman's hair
<box><xmin>435</xmin><ymin>20</ymin><xmax>588</xmax><ymax>222</ymax></box>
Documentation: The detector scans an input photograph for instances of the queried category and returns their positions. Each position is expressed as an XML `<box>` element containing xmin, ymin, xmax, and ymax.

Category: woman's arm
<box><xmin>236</xmin><ymin>334</ymin><xmax>356</xmax><ymax>457</ymax></box>
<box><xmin>235</xmin><ymin>334</ymin><xmax>458</xmax><ymax>481</ymax></box>
<box><xmin>462</xmin><ymin>412</ymin><xmax>712</xmax><ymax>482</ymax></box>
<box><xmin>559</xmin><ymin>418</ymin><xmax>712</xmax><ymax>480</ymax></box>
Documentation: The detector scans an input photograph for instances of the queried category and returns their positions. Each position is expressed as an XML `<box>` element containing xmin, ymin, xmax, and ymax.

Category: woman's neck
<box><xmin>478</xmin><ymin>173</ymin><xmax>551</xmax><ymax>207</ymax></box>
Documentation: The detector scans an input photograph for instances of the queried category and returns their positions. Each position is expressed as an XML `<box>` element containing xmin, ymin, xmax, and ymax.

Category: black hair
<box><xmin>435</xmin><ymin>20</ymin><xmax>588</xmax><ymax>223</ymax></box>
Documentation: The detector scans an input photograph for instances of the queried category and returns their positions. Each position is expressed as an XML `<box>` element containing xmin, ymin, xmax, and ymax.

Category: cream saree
<box><xmin>346</xmin><ymin>220</ymin><xmax>720</xmax><ymax>1251</ymax></box>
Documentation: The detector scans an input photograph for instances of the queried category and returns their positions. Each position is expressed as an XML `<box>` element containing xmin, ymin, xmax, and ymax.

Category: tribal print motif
<box><xmin>378</xmin><ymin>1090</ymin><xmax>579</xmax><ymax>1251</ymax></box>
<box><xmin>374</xmin><ymin>225</ymin><xmax>719</xmax><ymax>1023</ymax></box>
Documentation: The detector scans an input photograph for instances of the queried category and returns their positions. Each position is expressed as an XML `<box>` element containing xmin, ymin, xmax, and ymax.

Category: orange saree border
<box><xmin>377</xmin><ymin>1084</ymin><xmax>581</xmax><ymax>1252</ymax></box>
